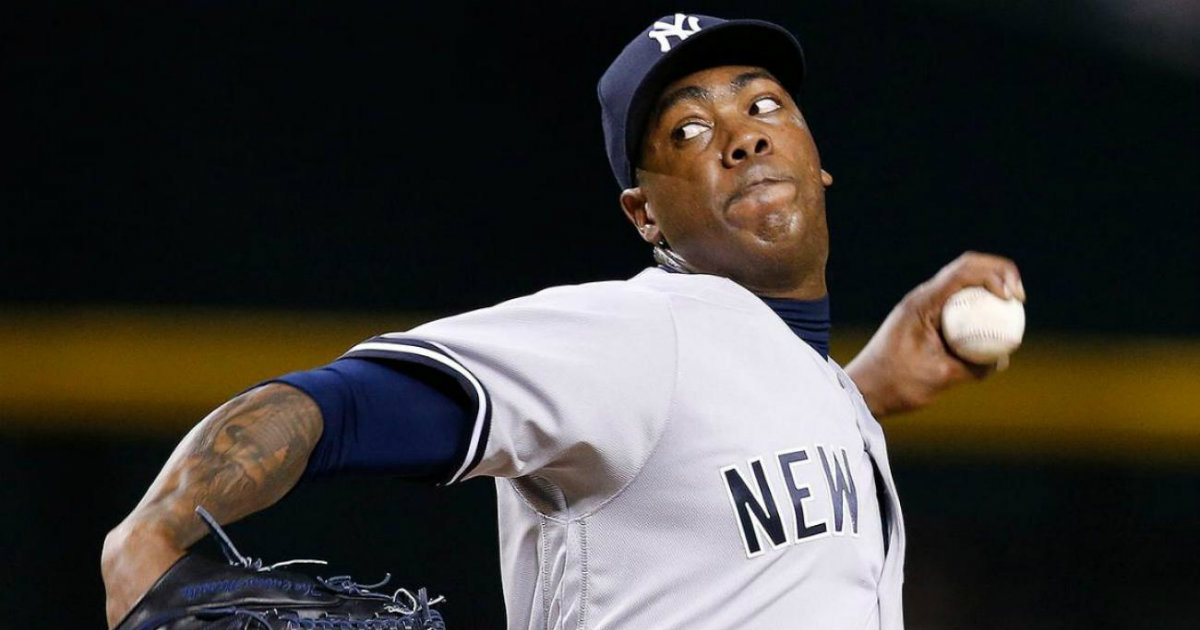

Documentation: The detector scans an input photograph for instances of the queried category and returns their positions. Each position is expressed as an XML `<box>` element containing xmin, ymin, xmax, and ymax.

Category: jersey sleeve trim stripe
<box><xmin>340</xmin><ymin>338</ymin><xmax>491</xmax><ymax>485</ymax></box>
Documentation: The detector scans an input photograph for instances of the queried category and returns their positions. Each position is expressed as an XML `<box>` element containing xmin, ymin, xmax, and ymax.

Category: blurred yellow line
<box><xmin>831</xmin><ymin>334</ymin><xmax>1200</xmax><ymax>462</ymax></box>
<box><xmin>2</xmin><ymin>309</ymin><xmax>1199</xmax><ymax>462</ymax></box>
<box><xmin>0</xmin><ymin>308</ymin><xmax>430</xmax><ymax>434</ymax></box>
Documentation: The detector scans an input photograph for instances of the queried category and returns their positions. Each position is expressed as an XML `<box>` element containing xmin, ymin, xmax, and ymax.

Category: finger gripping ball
<box><xmin>940</xmin><ymin>287</ymin><xmax>1025</xmax><ymax>365</ymax></box>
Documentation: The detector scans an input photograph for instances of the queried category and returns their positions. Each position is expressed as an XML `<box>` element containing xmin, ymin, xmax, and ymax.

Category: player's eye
<box><xmin>750</xmin><ymin>96</ymin><xmax>782</xmax><ymax>115</ymax></box>
<box><xmin>672</xmin><ymin>121</ymin><xmax>709</xmax><ymax>142</ymax></box>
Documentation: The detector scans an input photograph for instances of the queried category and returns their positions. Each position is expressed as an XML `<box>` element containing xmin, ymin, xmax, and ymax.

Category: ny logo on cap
<box><xmin>647</xmin><ymin>13</ymin><xmax>702</xmax><ymax>52</ymax></box>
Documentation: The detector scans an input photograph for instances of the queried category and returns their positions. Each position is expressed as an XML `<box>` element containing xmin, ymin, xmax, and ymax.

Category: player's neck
<box><xmin>744</xmin><ymin>272</ymin><xmax>827</xmax><ymax>301</ymax></box>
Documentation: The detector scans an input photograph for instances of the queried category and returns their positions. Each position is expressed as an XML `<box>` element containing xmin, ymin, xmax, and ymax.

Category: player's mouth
<box><xmin>725</xmin><ymin>175</ymin><xmax>797</xmax><ymax>213</ymax></box>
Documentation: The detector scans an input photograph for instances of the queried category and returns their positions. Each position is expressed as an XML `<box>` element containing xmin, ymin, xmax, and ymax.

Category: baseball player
<box><xmin>102</xmin><ymin>14</ymin><xmax>1024</xmax><ymax>630</ymax></box>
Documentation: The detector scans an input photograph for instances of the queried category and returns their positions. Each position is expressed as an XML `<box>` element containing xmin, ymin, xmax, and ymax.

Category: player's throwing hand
<box><xmin>846</xmin><ymin>251</ymin><xmax>1025</xmax><ymax>417</ymax></box>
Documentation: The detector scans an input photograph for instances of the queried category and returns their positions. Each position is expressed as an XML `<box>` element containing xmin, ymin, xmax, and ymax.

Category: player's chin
<box><xmin>720</xmin><ymin>229</ymin><xmax>804</xmax><ymax>272</ymax></box>
<box><xmin>738</xmin><ymin>206</ymin><xmax>806</xmax><ymax>246</ymax></box>
<box><xmin>739</xmin><ymin>214</ymin><xmax>826</xmax><ymax>273</ymax></box>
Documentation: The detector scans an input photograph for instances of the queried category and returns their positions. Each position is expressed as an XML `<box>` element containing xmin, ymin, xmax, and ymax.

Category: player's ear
<box><xmin>821</xmin><ymin>169</ymin><xmax>834</xmax><ymax>187</ymax></box>
<box><xmin>620</xmin><ymin>187</ymin><xmax>661</xmax><ymax>246</ymax></box>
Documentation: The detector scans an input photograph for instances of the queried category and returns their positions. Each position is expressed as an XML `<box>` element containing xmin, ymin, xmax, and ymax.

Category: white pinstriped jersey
<box><xmin>342</xmin><ymin>267</ymin><xmax>905</xmax><ymax>630</ymax></box>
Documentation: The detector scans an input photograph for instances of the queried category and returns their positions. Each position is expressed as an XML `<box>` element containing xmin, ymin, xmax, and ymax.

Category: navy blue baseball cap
<box><xmin>598</xmin><ymin>14</ymin><xmax>806</xmax><ymax>190</ymax></box>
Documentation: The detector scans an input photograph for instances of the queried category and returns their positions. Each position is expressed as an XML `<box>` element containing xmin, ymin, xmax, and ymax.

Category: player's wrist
<box><xmin>103</xmin><ymin>515</ymin><xmax>189</xmax><ymax>628</ymax></box>
<box><xmin>103</xmin><ymin>512</ymin><xmax>186</xmax><ymax>564</ymax></box>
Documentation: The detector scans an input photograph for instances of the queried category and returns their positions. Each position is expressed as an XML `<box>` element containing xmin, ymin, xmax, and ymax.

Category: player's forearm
<box><xmin>844</xmin><ymin>354</ymin><xmax>900</xmax><ymax>418</ymax></box>
<box><xmin>107</xmin><ymin>383</ymin><xmax>323</xmax><ymax>552</ymax></box>
<box><xmin>102</xmin><ymin>383</ymin><xmax>323</xmax><ymax>627</ymax></box>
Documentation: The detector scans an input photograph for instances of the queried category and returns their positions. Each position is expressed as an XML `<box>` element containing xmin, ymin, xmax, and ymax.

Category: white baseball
<box><xmin>940</xmin><ymin>286</ymin><xmax>1025</xmax><ymax>365</ymax></box>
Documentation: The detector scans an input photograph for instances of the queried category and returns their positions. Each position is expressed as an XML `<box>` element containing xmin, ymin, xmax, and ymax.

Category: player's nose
<box><xmin>722</xmin><ymin>126</ymin><xmax>772</xmax><ymax>169</ymax></box>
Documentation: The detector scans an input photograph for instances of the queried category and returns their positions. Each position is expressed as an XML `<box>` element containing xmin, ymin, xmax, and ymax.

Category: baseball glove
<box><xmin>115</xmin><ymin>506</ymin><xmax>446</xmax><ymax>630</ymax></box>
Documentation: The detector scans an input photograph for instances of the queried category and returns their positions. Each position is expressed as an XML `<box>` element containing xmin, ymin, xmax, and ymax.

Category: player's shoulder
<box><xmin>627</xmin><ymin>267</ymin><xmax>768</xmax><ymax>314</ymax></box>
<box><xmin>411</xmin><ymin>271</ymin><xmax>675</xmax><ymax>336</ymax></box>
<box><xmin>410</xmin><ymin>268</ymin><xmax>766</xmax><ymax>340</ymax></box>
<box><xmin>491</xmin><ymin>269</ymin><xmax>667</xmax><ymax>312</ymax></box>
<box><xmin>500</xmin><ymin>267</ymin><xmax>762</xmax><ymax>314</ymax></box>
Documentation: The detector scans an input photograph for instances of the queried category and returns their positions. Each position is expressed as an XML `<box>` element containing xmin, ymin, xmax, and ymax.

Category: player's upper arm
<box><xmin>341</xmin><ymin>281</ymin><xmax>678</xmax><ymax>509</ymax></box>
<box><xmin>270</xmin><ymin>357</ymin><xmax>474</xmax><ymax>484</ymax></box>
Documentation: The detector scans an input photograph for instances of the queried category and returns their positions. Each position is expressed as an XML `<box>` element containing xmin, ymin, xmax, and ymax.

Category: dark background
<box><xmin>3</xmin><ymin>2</ymin><xmax>1197</xmax><ymax>628</ymax></box>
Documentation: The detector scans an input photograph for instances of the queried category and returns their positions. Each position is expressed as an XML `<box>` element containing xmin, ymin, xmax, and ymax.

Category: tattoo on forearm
<box><xmin>133</xmin><ymin>383</ymin><xmax>322</xmax><ymax>549</ymax></box>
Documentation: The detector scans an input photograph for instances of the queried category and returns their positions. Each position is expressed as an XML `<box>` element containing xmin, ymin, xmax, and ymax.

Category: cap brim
<box><xmin>624</xmin><ymin>19</ymin><xmax>806</xmax><ymax>183</ymax></box>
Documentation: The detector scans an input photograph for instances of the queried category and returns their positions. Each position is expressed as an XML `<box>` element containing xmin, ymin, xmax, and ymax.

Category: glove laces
<box><xmin>194</xmin><ymin>506</ymin><xmax>445</xmax><ymax>611</ymax></box>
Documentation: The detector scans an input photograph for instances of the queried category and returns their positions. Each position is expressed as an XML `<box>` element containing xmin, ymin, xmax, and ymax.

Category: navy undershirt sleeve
<box><xmin>269</xmin><ymin>357</ymin><xmax>473</xmax><ymax>483</ymax></box>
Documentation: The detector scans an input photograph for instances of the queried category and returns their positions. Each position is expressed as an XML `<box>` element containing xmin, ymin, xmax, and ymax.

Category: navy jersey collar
<box><xmin>759</xmin><ymin>294</ymin><xmax>831</xmax><ymax>359</ymax></box>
